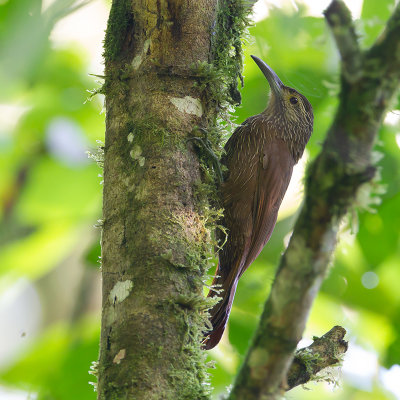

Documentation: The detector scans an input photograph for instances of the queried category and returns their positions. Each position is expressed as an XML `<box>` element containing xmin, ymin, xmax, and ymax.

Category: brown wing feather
<box><xmin>243</xmin><ymin>138</ymin><xmax>294</xmax><ymax>274</ymax></box>
<box><xmin>204</xmin><ymin>117</ymin><xmax>295</xmax><ymax>349</ymax></box>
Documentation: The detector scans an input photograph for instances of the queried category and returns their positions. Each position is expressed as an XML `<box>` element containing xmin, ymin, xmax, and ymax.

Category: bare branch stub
<box><xmin>286</xmin><ymin>326</ymin><xmax>348</xmax><ymax>390</ymax></box>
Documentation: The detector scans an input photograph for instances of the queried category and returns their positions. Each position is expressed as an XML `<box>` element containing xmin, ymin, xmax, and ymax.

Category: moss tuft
<box><xmin>126</xmin><ymin>118</ymin><xmax>170</xmax><ymax>148</ymax></box>
<box><xmin>211</xmin><ymin>0</ymin><xmax>253</xmax><ymax>107</ymax></box>
<box><xmin>103</xmin><ymin>0</ymin><xmax>134</xmax><ymax>63</ymax></box>
<box><xmin>87</xmin><ymin>140</ymin><xmax>105</xmax><ymax>168</ymax></box>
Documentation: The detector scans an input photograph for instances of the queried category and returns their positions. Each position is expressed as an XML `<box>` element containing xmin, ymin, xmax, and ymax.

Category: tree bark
<box><xmin>97</xmin><ymin>0</ymin><xmax>251</xmax><ymax>399</ymax></box>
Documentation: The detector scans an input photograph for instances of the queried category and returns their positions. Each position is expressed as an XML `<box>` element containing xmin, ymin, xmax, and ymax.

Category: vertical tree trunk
<box><xmin>97</xmin><ymin>0</ymin><xmax>250</xmax><ymax>398</ymax></box>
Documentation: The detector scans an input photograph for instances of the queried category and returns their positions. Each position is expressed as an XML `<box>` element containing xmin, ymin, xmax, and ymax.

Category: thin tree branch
<box><xmin>228</xmin><ymin>1</ymin><xmax>400</xmax><ymax>399</ymax></box>
<box><xmin>324</xmin><ymin>0</ymin><xmax>362</xmax><ymax>82</ymax></box>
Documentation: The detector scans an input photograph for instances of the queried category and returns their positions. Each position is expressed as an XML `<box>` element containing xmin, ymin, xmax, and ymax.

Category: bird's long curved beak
<box><xmin>251</xmin><ymin>55</ymin><xmax>284</xmax><ymax>95</ymax></box>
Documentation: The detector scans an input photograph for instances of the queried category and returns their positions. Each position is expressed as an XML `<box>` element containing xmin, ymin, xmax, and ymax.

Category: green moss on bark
<box><xmin>103</xmin><ymin>0</ymin><xmax>135</xmax><ymax>62</ymax></box>
<box><xmin>212</xmin><ymin>0</ymin><xmax>253</xmax><ymax>106</ymax></box>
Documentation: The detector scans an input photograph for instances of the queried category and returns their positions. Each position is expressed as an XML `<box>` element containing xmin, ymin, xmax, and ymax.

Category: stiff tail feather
<box><xmin>203</xmin><ymin>275</ymin><xmax>239</xmax><ymax>350</ymax></box>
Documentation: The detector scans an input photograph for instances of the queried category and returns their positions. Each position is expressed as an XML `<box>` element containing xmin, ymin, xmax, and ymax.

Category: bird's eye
<box><xmin>290</xmin><ymin>97</ymin><xmax>298</xmax><ymax>105</ymax></box>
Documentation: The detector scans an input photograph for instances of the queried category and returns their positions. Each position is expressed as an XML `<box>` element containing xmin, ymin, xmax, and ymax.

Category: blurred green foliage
<box><xmin>0</xmin><ymin>0</ymin><xmax>103</xmax><ymax>399</ymax></box>
<box><xmin>0</xmin><ymin>0</ymin><xmax>399</xmax><ymax>399</ymax></box>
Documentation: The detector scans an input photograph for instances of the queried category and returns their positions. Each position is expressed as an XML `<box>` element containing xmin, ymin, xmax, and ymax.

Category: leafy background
<box><xmin>0</xmin><ymin>0</ymin><xmax>399</xmax><ymax>399</ymax></box>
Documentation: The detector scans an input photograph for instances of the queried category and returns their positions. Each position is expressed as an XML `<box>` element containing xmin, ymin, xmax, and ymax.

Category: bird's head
<box><xmin>251</xmin><ymin>55</ymin><xmax>314</xmax><ymax>140</ymax></box>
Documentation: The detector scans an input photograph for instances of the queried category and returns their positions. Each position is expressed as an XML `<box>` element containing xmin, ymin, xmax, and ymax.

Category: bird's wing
<box><xmin>217</xmin><ymin>119</ymin><xmax>259</xmax><ymax>288</ymax></box>
<box><xmin>242</xmin><ymin>137</ymin><xmax>295</xmax><ymax>276</ymax></box>
<box><xmin>204</xmin><ymin>127</ymin><xmax>295</xmax><ymax>349</ymax></box>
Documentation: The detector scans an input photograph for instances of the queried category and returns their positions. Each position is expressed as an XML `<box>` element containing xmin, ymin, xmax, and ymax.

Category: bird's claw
<box><xmin>187</xmin><ymin>130</ymin><xmax>223</xmax><ymax>184</ymax></box>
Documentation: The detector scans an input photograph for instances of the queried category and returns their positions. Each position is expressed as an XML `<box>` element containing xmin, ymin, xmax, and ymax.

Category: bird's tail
<box><xmin>202</xmin><ymin>272</ymin><xmax>239</xmax><ymax>350</ymax></box>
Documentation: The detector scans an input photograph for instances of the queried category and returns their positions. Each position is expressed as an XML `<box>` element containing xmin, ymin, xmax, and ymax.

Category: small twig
<box><xmin>324</xmin><ymin>0</ymin><xmax>362</xmax><ymax>82</ymax></box>
<box><xmin>286</xmin><ymin>326</ymin><xmax>348</xmax><ymax>390</ymax></box>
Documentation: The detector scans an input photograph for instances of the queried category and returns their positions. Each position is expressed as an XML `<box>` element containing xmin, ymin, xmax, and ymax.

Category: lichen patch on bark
<box><xmin>170</xmin><ymin>96</ymin><xmax>203</xmax><ymax>117</ymax></box>
<box><xmin>113</xmin><ymin>349</ymin><xmax>126</xmax><ymax>364</ymax></box>
<box><xmin>132</xmin><ymin>39</ymin><xmax>151</xmax><ymax>70</ymax></box>
<box><xmin>109</xmin><ymin>280</ymin><xmax>134</xmax><ymax>304</ymax></box>
<box><xmin>105</xmin><ymin>306</ymin><xmax>115</xmax><ymax>326</ymax></box>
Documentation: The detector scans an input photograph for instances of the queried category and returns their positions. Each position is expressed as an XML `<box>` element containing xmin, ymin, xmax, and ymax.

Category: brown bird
<box><xmin>204</xmin><ymin>55</ymin><xmax>314</xmax><ymax>350</ymax></box>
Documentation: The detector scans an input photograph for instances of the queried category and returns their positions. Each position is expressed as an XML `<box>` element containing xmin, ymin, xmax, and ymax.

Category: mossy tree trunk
<box><xmin>97</xmin><ymin>0</ymin><xmax>250</xmax><ymax>399</ymax></box>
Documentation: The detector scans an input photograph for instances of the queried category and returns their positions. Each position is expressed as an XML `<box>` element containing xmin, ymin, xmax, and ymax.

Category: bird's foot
<box><xmin>187</xmin><ymin>128</ymin><xmax>223</xmax><ymax>184</ymax></box>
